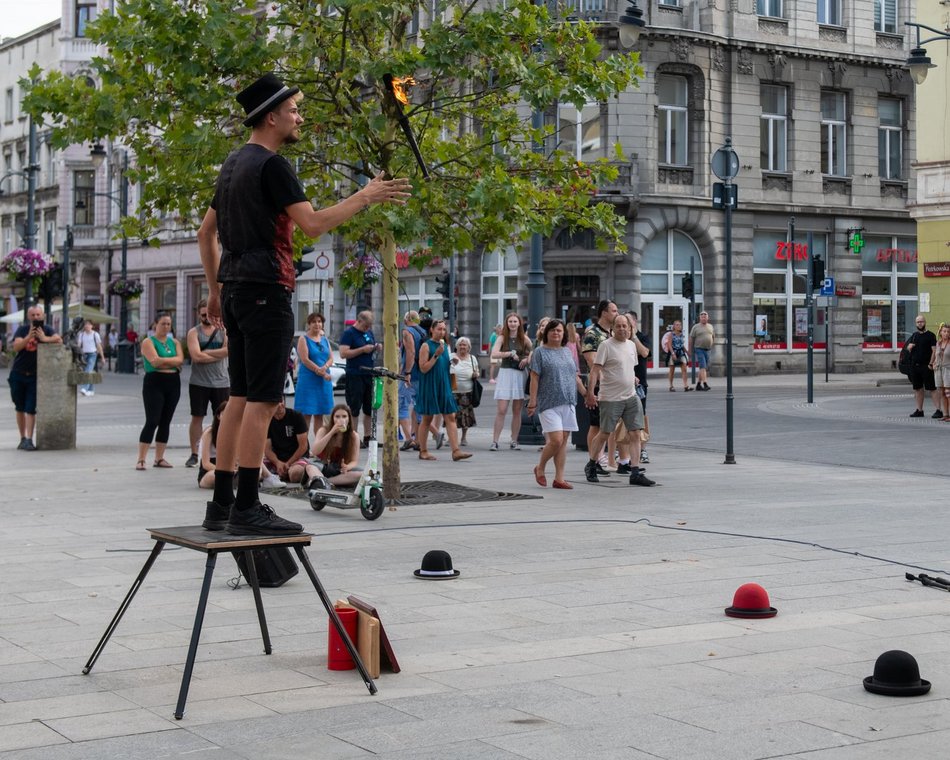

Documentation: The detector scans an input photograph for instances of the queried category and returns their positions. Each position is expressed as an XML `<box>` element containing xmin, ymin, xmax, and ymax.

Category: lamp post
<box><xmin>525</xmin><ymin>1</ymin><xmax>645</xmax><ymax>334</ymax></box>
<box><xmin>0</xmin><ymin>115</ymin><xmax>40</xmax><ymax>311</ymax></box>
<box><xmin>903</xmin><ymin>22</ymin><xmax>950</xmax><ymax>85</ymax></box>
<box><xmin>89</xmin><ymin>143</ymin><xmax>132</xmax><ymax>372</ymax></box>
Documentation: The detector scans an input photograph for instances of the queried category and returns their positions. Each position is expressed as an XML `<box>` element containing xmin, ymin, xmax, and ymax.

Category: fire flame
<box><xmin>390</xmin><ymin>76</ymin><xmax>415</xmax><ymax>107</ymax></box>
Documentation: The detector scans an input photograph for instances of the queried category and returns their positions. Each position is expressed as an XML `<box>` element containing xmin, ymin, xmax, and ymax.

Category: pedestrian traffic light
<box><xmin>811</xmin><ymin>255</ymin><xmax>825</xmax><ymax>289</ymax></box>
<box><xmin>435</xmin><ymin>270</ymin><xmax>450</xmax><ymax>299</ymax></box>
<box><xmin>294</xmin><ymin>245</ymin><xmax>316</xmax><ymax>278</ymax></box>
<box><xmin>681</xmin><ymin>273</ymin><xmax>694</xmax><ymax>300</ymax></box>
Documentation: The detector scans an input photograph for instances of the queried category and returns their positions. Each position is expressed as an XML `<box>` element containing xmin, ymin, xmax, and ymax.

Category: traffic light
<box><xmin>681</xmin><ymin>273</ymin><xmax>694</xmax><ymax>300</ymax></box>
<box><xmin>294</xmin><ymin>245</ymin><xmax>316</xmax><ymax>278</ymax></box>
<box><xmin>811</xmin><ymin>255</ymin><xmax>825</xmax><ymax>289</ymax></box>
<box><xmin>434</xmin><ymin>269</ymin><xmax>450</xmax><ymax>315</ymax></box>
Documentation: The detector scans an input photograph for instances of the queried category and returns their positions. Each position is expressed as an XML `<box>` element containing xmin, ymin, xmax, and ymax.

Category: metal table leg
<box><xmin>292</xmin><ymin>546</ymin><xmax>377</xmax><ymax>695</ymax></box>
<box><xmin>83</xmin><ymin>540</ymin><xmax>166</xmax><ymax>675</ymax></box>
<box><xmin>175</xmin><ymin>550</ymin><xmax>218</xmax><ymax>719</ymax></box>
<box><xmin>241</xmin><ymin>550</ymin><xmax>272</xmax><ymax>655</ymax></box>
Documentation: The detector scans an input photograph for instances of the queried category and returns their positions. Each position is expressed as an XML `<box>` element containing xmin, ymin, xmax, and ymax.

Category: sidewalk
<box><xmin>1</xmin><ymin>370</ymin><xmax>948</xmax><ymax>759</ymax></box>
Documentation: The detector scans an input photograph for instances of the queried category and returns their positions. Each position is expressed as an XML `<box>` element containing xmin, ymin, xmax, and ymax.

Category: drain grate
<box><xmin>264</xmin><ymin>480</ymin><xmax>540</xmax><ymax>507</ymax></box>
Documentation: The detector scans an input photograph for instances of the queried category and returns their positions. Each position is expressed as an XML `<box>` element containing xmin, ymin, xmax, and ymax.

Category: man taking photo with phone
<box><xmin>9</xmin><ymin>305</ymin><xmax>63</xmax><ymax>450</ymax></box>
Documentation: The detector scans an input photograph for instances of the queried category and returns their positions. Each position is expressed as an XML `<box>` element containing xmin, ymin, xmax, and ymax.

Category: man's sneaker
<box><xmin>21</xmin><ymin>438</ymin><xmax>36</xmax><ymax>451</ymax></box>
<box><xmin>490</xmin><ymin>441</ymin><xmax>499</xmax><ymax>451</ymax></box>
<box><xmin>261</xmin><ymin>473</ymin><xmax>284</xmax><ymax>488</ymax></box>
<box><xmin>202</xmin><ymin>501</ymin><xmax>230</xmax><ymax>531</ymax></box>
<box><xmin>639</xmin><ymin>450</ymin><xmax>650</xmax><ymax>465</ymax></box>
<box><xmin>307</xmin><ymin>474</ymin><xmax>332</xmax><ymax>492</ymax></box>
<box><xmin>616</xmin><ymin>462</ymin><xmax>634</xmax><ymax>475</ymax></box>
<box><xmin>584</xmin><ymin>459</ymin><xmax>599</xmax><ymax>483</ymax></box>
<box><xmin>185</xmin><ymin>452</ymin><xmax>199</xmax><ymax>468</ymax></box>
<box><xmin>910</xmin><ymin>409</ymin><xmax>925</xmax><ymax>418</ymax></box>
<box><xmin>509</xmin><ymin>440</ymin><xmax>521</xmax><ymax>450</ymax></box>
<box><xmin>702</xmin><ymin>383</ymin><xmax>710</xmax><ymax>391</ymax></box>
<box><xmin>17</xmin><ymin>437</ymin><xmax>29</xmax><ymax>450</ymax></box>
<box><xmin>227</xmin><ymin>503</ymin><xmax>303</xmax><ymax>536</ymax></box>
<box><xmin>595</xmin><ymin>463</ymin><xmax>610</xmax><ymax>476</ymax></box>
<box><xmin>629</xmin><ymin>470</ymin><xmax>657</xmax><ymax>487</ymax></box>
<box><xmin>932</xmin><ymin>410</ymin><xmax>945</xmax><ymax>419</ymax></box>
<box><xmin>87</xmin><ymin>390</ymin><xmax>95</xmax><ymax>397</ymax></box>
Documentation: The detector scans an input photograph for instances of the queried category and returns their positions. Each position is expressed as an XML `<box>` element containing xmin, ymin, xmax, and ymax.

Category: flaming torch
<box><xmin>383</xmin><ymin>73</ymin><xmax>430</xmax><ymax>179</ymax></box>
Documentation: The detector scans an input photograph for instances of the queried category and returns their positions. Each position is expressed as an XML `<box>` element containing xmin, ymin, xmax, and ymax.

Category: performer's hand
<box><xmin>361</xmin><ymin>172</ymin><xmax>412</xmax><ymax>206</ymax></box>
<box><xmin>207</xmin><ymin>293</ymin><xmax>223</xmax><ymax>329</ymax></box>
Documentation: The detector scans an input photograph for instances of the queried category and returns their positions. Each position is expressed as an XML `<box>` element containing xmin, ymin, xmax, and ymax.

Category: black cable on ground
<box><xmin>311</xmin><ymin>517</ymin><xmax>950</xmax><ymax>577</ymax></box>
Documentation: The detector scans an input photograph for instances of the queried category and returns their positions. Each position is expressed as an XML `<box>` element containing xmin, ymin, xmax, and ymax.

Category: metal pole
<box><xmin>117</xmin><ymin>151</ymin><xmax>133</xmax><ymax>373</ymax></box>
<box><xmin>824</xmin><ymin>305</ymin><xmax>830</xmax><ymax>383</ymax></box>
<box><xmin>806</xmin><ymin>231</ymin><xmax>814</xmax><ymax>404</ymax></box>
<box><xmin>448</xmin><ymin>253</ymin><xmax>456</xmax><ymax>344</ymax></box>
<box><xmin>724</xmin><ymin>168</ymin><xmax>735</xmax><ymax>465</ymax></box>
<box><xmin>23</xmin><ymin>115</ymin><xmax>38</xmax><ymax>311</ymax></box>
<box><xmin>62</xmin><ymin>226</ymin><xmax>73</xmax><ymax>329</ymax></box>
<box><xmin>526</xmin><ymin>107</ymin><xmax>545</xmax><ymax>334</ymax></box>
<box><xmin>689</xmin><ymin>255</ymin><xmax>696</xmax><ymax>385</ymax></box>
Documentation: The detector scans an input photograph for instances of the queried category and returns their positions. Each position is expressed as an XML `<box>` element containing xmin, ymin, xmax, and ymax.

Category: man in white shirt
<box><xmin>584</xmin><ymin>314</ymin><xmax>655</xmax><ymax>486</ymax></box>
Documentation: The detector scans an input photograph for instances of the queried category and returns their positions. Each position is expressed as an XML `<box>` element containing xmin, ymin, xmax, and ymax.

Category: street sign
<box><xmin>819</xmin><ymin>277</ymin><xmax>834</xmax><ymax>296</ymax></box>
<box><xmin>712</xmin><ymin>182</ymin><xmax>738</xmax><ymax>209</ymax></box>
<box><xmin>711</xmin><ymin>145</ymin><xmax>740</xmax><ymax>180</ymax></box>
<box><xmin>816</xmin><ymin>295</ymin><xmax>837</xmax><ymax>308</ymax></box>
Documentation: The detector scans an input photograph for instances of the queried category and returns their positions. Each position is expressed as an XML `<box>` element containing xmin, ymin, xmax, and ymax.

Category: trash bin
<box><xmin>117</xmin><ymin>339</ymin><xmax>135</xmax><ymax>374</ymax></box>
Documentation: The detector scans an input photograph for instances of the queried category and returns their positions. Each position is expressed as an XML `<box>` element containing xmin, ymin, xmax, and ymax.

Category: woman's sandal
<box><xmin>552</xmin><ymin>480</ymin><xmax>573</xmax><ymax>489</ymax></box>
<box><xmin>419</xmin><ymin>451</ymin><xmax>437</xmax><ymax>461</ymax></box>
<box><xmin>534</xmin><ymin>465</ymin><xmax>547</xmax><ymax>487</ymax></box>
<box><xmin>153</xmin><ymin>459</ymin><xmax>174</xmax><ymax>468</ymax></box>
<box><xmin>135</xmin><ymin>460</ymin><xmax>146</xmax><ymax>471</ymax></box>
<box><xmin>452</xmin><ymin>450</ymin><xmax>473</xmax><ymax>462</ymax></box>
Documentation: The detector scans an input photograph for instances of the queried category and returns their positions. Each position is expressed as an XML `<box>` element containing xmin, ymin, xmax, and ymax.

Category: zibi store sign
<box><xmin>773</xmin><ymin>243</ymin><xmax>917</xmax><ymax>263</ymax></box>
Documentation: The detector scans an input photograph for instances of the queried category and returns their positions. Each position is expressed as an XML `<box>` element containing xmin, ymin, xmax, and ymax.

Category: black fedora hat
<box><xmin>237</xmin><ymin>73</ymin><xmax>300</xmax><ymax>127</ymax></box>
<box><xmin>413</xmin><ymin>550</ymin><xmax>460</xmax><ymax>580</ymax></box>
<box><xmin>863</xmin><ymin>650</ymin><xmax>931</xmax><ymax>696</ymax></box>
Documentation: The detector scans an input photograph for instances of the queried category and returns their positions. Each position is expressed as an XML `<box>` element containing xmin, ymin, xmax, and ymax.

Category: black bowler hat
<box><xmin>413</xmin><ymin>550</ymin><xmax>460</xmax><ymax>580</ymax></box>
<box><xmin>237</xmin><ymin>73</ymin><xmax>300</xmax><ymax>127</ymax></box>
<box><xmin>863</xmin><ymin>650</ymin><xmax>931</xmax><ymax>696</ymax></box>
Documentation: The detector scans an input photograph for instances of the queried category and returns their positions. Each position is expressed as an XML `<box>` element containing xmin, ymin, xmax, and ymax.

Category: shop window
<box><xmin>480</xmin><ymin>247</ymin><xmax>519</xmax><ymax>351</ymax></box>
<box><xmin>152</xmin><ymin>279</ymin><xmax>177</xmax><ymax>333</ymax></box>
<box><xmin>760</xmin><ymin>85</ymin><xmax>788</xmax><ymax>172</ymax></box>
<box><xmin>752</xmin><ymin>231</ymin><xmax>827</xmax><ymax>351</ymax></box>
<box><xmin>878</xmin><ymin>98</ymin><xmax>902</xmax><ymax>180</ymax></box>
<box><xmin>657</xmin><ymin>75</ymin><xmax>689</xmax><ymax>166</ymax></box>
<box><xmin>861</xmin><ymin>236</ymin><xmax>916</xmax><ymax>349</ymax></box>
<box><xmin>820</xmin><ymin>91</ymin><xmax>848</xmax><ymax>177</ymax></box>
<box><xmin>874</xmin><ymin>0</ymin><xmax>896</xmax><ymax>33</ymax></box>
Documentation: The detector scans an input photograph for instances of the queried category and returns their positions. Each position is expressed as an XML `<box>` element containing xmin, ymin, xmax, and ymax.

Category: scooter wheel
<box><xmin>309</xmin><ymin>492</ymin><xmax>326</xmax><ymax>511</ymax></box>
<box><xmin>361</xmin><ymin>487</ymin><xmax>385</xmax><ymax>521</ymax></box>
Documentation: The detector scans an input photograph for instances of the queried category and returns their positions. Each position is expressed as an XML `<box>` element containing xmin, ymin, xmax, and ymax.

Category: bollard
<box><xmin>35</xmin><ymin>344</ymin><xmax>102</xmax><ymax>450</ymax></box>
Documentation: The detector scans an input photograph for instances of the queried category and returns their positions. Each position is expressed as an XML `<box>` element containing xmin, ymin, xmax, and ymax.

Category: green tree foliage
<box><xmin>26</xmin><ymin>0</ymin><xmax>642</xmax><ymax>260</ymax></box>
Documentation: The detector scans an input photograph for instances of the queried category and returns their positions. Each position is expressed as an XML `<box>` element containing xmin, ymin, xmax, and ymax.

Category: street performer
<box><xmin>197</xmin><ymin>72</ymin><xmax>411</xmax><ymax>535</ymax></box>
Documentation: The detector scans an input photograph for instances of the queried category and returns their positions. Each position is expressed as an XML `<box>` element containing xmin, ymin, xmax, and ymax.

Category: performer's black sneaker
<box><xmin>616</xmin><ymin>463</ymin><xmax>634</xmax><ymax>475</ymax></box>
<box><xmin>629</xmin><ymin>470</ymin><xmax>657</xmax><ymax>487</ymax></box>
<box><xmin>202</xmin><ymin>501</ymin><xmax>230</xmax><ymax>531</ymax></box>
<box><xmin>227</xmin><ymin>503</ymin><xmax>303</xmax><ymax>535</ymax></box>
<box><xmin>584</xmin><ymin>459</ymin><xmax>599</xmax><ymax>483</ymax></box>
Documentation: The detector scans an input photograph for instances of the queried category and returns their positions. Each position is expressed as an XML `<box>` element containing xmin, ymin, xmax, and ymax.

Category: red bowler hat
<box><xmin>724</xmin><ymin>582</ymin><xmax>778</xmax><ymax>619</ymax></box>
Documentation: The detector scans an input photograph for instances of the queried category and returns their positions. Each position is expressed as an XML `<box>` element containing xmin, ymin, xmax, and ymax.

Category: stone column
<box><xmin>36</xmin><ymin>344</ymin><xmax>77</xmax><ymax>450</ymax></box>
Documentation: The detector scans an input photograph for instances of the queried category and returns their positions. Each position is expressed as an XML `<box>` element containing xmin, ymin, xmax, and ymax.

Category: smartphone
<box><xmin>32</xmin><ymin>320</ymin><xmax>44</xmax><ymax>329</ymax></box>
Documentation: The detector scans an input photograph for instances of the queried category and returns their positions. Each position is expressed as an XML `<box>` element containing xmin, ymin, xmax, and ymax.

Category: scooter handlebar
<box><xmin>361</xmin><ymin>366</ymin><xmax>404</xmax><ymax>381</ymax></box>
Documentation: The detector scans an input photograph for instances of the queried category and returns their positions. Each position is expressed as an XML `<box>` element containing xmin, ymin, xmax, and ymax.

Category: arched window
<box><xmin>641</xmin><ymin>230</ymin><xmax>703</xmax><ymax>298</ymax></box>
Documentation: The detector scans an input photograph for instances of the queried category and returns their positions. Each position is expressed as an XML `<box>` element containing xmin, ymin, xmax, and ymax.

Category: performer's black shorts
<box><xmin>189</xmin><ymin>384</ymin><xmax>230</xmax><ymax>417</ymax></box>
<box><xmin>221</xmin><ymin>282</ymin><xmax>294</xmax><ymax>403</ymax></box>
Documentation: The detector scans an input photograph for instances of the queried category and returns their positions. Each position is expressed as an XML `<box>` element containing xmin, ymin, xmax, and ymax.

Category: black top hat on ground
<box><xmin>863</xmin><ymin>650</ymin><xmax>931</xmax><ymax>696</ymax></box>
<box><xmin>414</xmin><ymin>550</ymin><xmax>460</xmax><ymax>580</ymax></box>
<box><xmin>724</xmin><ymin>582</ymin><xmax>778</xmax><ymax>619</ymax></box>
<box><xmin>237</xmin><ymin>73</ymin><xmax>300</xmax><ymax>127</ymax></box>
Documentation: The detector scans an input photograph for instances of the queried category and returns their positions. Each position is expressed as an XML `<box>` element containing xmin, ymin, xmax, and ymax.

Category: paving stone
<box><xmin>43</xmin><ymin>707</ymin><xmax>176</xmax><ymax>742</ymax></box>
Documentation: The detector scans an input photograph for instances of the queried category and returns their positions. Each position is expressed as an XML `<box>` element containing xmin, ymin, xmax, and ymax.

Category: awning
<box><xmin>1</xmin><ymin>303</ymin><xmax>119</xmax><ymax>324</ymax></box>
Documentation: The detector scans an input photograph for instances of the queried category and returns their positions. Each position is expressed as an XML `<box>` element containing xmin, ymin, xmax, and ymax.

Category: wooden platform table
<box><xmin>82</xmin><ymin>526</ymin><xmax>376</xmax><ymax>719</ymax></box>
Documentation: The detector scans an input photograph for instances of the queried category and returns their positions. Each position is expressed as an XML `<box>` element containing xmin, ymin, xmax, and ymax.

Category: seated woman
<box><xmin>310</xmin><ymin>404</ymin><xmax>363</xmax><ymax>487</ymax></box>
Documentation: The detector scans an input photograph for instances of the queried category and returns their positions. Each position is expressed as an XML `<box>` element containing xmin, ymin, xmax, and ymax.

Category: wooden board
<box><xmin>346</xmin><ymin>595</ymin><xmax>400</xmax><ymax>674</ymax></box>
<box><xmin>335</xmin><ymin>600</ymin><xmax>380</xmax><ymax>678</ymax></box>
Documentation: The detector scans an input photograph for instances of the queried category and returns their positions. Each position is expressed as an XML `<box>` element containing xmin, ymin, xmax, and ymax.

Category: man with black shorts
<box><xmin>197</xmin><ymin>72</ymin><xmax>410</xmax><ymax>534</ymax></box>
<box><xmin>339</xmin><ymin>310</ymin><xmax>380</xmax><ymax>448</ymax></box>
<box><xmin>905</xmin><ymin>314</ymin><xmax>942</xmax><ymax>419</ymax></box>
<box><xmin>185</xmin><ymin>299</ymin><xmax>230</xmax><ymax>468</ymax></box>
<box><xmin>581</xmin><ymin>299</ymin><xmax>617</xmax><ymax>476</ymax></box>
<box><xmin>264</xmin><ymin>398</ymin><xmax>323</xmax><ymax>487</ymax></box>
<box><xmin>9</xmin><ymin>305</ymin><xmax>62</xmax><ymax>450</ymax></box>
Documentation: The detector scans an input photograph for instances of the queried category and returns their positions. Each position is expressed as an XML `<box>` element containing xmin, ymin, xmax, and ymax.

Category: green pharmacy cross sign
<box><xmin>848</xmin><ymin>228</ymin><xmax>865</xmax><ymax>254</ymax></box>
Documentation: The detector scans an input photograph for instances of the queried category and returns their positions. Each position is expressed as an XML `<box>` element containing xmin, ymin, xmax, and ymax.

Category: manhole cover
<box><xmin>263</xmin><ymin>480</ymin><xmax>540</xmax><ymax>507</ymax></box>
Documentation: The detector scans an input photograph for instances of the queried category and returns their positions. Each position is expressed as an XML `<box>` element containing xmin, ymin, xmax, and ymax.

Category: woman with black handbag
<box><xmin>450</xmin><ymin>337</ymin><xmax>480</xmax><ymax>446</ymax></box>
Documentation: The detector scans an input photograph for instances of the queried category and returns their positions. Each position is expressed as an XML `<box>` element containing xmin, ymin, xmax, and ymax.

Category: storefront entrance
<box><xmin>642</xmin><ymin>299</ymin><xmax>690</xmax><ymax>370</ymax></box>
<box><xmin>556</xmin><ymin>275</ymin><xmax>599</xmax><ymax>328</ymax></box>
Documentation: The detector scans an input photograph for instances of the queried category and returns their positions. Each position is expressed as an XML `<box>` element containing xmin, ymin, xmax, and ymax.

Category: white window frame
<box><xmin>657</xmin><ymin>75</ymin><xmax>688</xmax><ymax>166</ymax></box>
<box><xmin>756</xmin><ymin>0</ymin><xmax>783</xmax><ymax>19</ymax></box>
<box><xmin>821</xmin><ymin>91</ymin><xmax>847</xmax><ymax>177</ymax></box>
<box><xmin>480</xmin><ymin>247</ymin><xmax>520</xmax><ymax>352</ymax></box>
<box><xmin>817</xmin><ymin>0</ymin><xmax>841</xmax><ymax>25</ymax></box>
<box><xmin>760</xmin><ymin>85</ymin><xmax>788</xmax><ymax>173</ymax></box>
<box><xmin>556</xmin><ymin>101</ymin><xmax>602</xmax><ymax>162</ymax></box>
<box><xmin>874</xmin><ymin>0</ymin><xmax>897</xmax><ymax>33</ymax></box>
<box><xmin>878</xmin><ymin>98</ymin><xmax>902</xmax><ymax>180</ymax></box>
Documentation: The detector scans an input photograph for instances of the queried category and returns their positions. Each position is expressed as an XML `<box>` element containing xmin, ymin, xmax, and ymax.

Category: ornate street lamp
<box><xmin>904</xmin><ymin>22</ymin><xmax>949</xmax><ymax>85</ymax></box>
